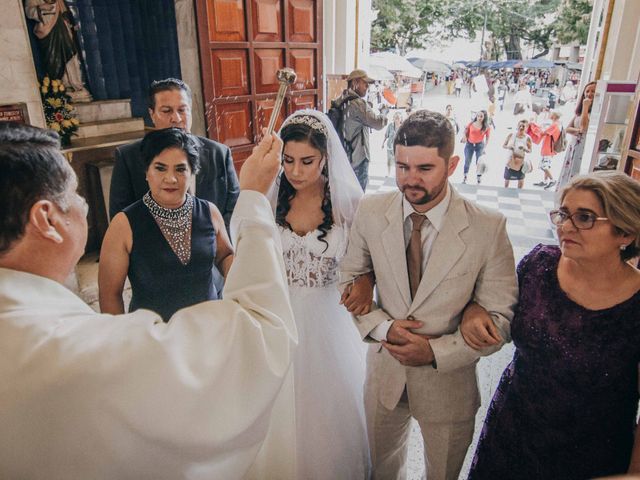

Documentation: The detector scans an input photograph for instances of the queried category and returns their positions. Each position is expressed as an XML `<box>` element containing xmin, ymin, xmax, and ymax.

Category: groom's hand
<box><xmin>386</xmin><ymin>319</ymin><xmax>423</xmax><ymax>346</ymax></box>
<box><xmin>383</xmin><ymin>328</ymin><xmax>441</xmax><ymax>367</ymax></box>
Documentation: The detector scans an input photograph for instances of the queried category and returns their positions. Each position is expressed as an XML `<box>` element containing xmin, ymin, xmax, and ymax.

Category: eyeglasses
<box><xmin>549</xmin><ymin>210</ymin><xmax>609</xmax><ymax>230</ymax></box>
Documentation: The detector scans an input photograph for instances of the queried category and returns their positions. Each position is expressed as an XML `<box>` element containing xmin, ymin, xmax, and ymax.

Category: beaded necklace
<box><xmin>143</xmin><ymin>191</ymin><xmax>193</xmax><ymax>265</ymax></box>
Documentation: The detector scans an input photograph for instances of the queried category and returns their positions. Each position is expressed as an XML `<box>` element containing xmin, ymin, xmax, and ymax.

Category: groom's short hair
<box><xmin>393</xmin><ymin>110</ymin><xmax>454</xmax><ymax>161</ymax></box>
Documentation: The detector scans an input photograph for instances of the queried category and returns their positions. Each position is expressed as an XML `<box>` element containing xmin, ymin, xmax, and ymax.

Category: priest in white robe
<box><xmin>0</xmin><ymin>122</ymin><xmax>295</xmax><ymax>480</ymax></box>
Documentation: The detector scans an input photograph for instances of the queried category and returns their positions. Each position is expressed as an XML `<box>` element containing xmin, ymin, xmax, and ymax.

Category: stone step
<box><xmin>73</xmin><ymin>99</ymin><xmax>133</xmax><ymax>123</ymax></box>
<box><xmin>76</xmin><ymin>117</ymin><xmax>145</xmax><ymax>139</ymax></box>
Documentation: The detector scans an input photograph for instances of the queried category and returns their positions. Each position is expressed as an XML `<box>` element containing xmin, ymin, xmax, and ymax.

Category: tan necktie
<box><xmin>407</xmin><ymin>212</ymin><xmax>426</xmax><ymax>300</ymax></box>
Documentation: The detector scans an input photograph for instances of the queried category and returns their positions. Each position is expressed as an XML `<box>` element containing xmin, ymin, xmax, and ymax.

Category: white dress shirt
<box><xmin>369</xmin><ymin>187</ymin><xmax>452</xmax><ymax>341</ymax></box>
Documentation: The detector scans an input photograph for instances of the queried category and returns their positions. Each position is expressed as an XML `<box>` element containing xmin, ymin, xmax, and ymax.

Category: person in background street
<box><xmin>513</xmin><ymin>84</ymin><xmax>532</xmax><ymax>116</ymax></box>
<box><xmin>487</xmin><ymin>99</ymin><xmax>497</xmax><ymax>129</ymax></box>
<box><xmin>497</xmin><ymin>80</ymin><xmax>507</xmax><ymax>111</ymax></box>
<box><xmin>446</xmin><ymin>73</ymin><xmax>454</xmax><ymax>95</ymax></box>
<box><xmin>461</xmin><ymin>110</ymin><xmax>491</xmax><ymax>184</ymax></box>
<box><xmin>530</xmin><ymin>111</ymin><xmax>563</xmax><ymax>189</ymax></box>
<box><xmin>557</xmin><ymin>81</ymin><xmax>597</xmax><ymax>189</ymax></box>
<box><xmin>502</xmin><ymin>119</ymin><xmax>533</xmax><ymax>189</ymax></box>
<box><xmin>471</xmin><ymin>70</ymin><xmax>490</xmax><ymax>111</ymax></box>
<box><xmin>454</xmin><ymin>76</ymin><xmax>463</xmax><ymax>97</ymax></box>
<box><xmin>331</xmin><ymin>69</ymin><xmax>388</xmax><ymax>190</ymax></box>
<box><xmin>445</xmin><ymin>104</ymin><xmax>459</xmax><ymax>135</ymax></box>
<box><xmin>560</xmin><ymin>81</ymin><xmax>576</xmax><ymax>105</ymax></box>
<box><xmin>383</xmin><ymin>112</ymin><xmax>403</xmax><ymax>176</ymax></box>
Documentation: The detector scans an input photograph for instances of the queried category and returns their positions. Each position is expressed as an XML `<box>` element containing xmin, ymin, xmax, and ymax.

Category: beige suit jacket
<box><xmin>340</xmin><ymin>186</ymin><xmax>518</xmax><ymax>420</ymax></box>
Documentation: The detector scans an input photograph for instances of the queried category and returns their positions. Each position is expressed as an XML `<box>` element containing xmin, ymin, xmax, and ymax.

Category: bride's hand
<box><xmin>340</xmin><ymin>273</ymin><xmax>375</xmax><ymax>315</ymax></box>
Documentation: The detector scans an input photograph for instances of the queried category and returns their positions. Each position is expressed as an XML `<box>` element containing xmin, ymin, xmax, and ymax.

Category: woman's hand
<box><xmin>340</xmin><ymin>272</ymin><xmax>375</xmax><ymax>316</ymax></box>
<box><xmin>460</xmin><ymin>302</ymin><xmax>502</xmax><ymax>350</ymax></box>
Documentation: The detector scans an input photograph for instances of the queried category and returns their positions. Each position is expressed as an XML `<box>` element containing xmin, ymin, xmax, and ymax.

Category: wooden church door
<box><xmin>195</xmin><ymin>0</ymin><xmax>324</xmax><ymax>169</ymax></box>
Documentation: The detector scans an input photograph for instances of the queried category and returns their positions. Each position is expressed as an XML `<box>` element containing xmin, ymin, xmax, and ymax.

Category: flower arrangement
<box><xmin>39</xmin><ymin>76</ymin><xmax>80</xmax><ymax>146</ymax></box>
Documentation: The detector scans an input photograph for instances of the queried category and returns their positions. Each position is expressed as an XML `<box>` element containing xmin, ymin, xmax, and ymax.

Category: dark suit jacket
<box><xmin>109</xmin><ymin>135</ymin><xmax>240</xmax><ymax>232</ymax></box>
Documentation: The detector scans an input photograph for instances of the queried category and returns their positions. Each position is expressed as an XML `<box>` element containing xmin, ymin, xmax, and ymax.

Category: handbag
<box><xmin>521</xmin><ymin>159</ymin><xmax>533</xmax><ymax>174</ymax></box>
<box><xmin>476</xmin><ymin>154</ymin><xmax>489</xmax><ymax>175</ymax></box>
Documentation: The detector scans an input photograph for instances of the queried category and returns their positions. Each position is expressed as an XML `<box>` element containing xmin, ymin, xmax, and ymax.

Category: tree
<box><xmin>371</xmin><ymin>0</ymin><xmax>444</xmax><ymax>55</ymax></box>
<box><xmin>555</xmin><ymin>0</ymin><xmax>592</xmax><ymax>45</ymax></box>
<box><xmin>370</xmin><ymin>0</ymin><xmax>592</xmax><ymax>60</ymax></box>
<box><xmin>442</xmin><ymin>0</ymin><xmax>561</xmax><ymax>60</ymax></box>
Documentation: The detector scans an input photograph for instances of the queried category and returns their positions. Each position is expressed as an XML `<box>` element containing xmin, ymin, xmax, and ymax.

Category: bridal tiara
<box><xmin>282</xmin><ymin>115</ymin><xmax>328</xmax><ymax>137</ymax></box>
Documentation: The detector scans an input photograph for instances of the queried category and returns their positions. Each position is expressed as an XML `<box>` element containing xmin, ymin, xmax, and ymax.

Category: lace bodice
<box><xmin>279</xmin><ymin>225</ymin><xmax>348</xmax><ymax>288</ymax></box>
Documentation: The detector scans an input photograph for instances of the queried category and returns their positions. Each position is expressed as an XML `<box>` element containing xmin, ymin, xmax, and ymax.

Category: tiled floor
<box><xmin>364</xmin><ymin>176</ymin><xmax>559</xmax><ymax>480</ymax></box>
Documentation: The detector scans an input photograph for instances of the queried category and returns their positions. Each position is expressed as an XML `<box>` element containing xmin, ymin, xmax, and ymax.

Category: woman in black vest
<box><xmin>99</xmin><ymin>128</ymin><xmax>234</xmax><ymax>321</ymax></box>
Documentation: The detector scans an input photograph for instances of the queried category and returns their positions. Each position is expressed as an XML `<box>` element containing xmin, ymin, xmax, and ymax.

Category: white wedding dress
<box><xmin>281</xmin><ymin>224</ymin><xmax>370</xmax><ymax>479</ymax></box>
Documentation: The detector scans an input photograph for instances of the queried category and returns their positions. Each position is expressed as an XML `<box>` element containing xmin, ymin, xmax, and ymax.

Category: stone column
<box><xmin>174</xmin><ymin>0</ymin><xmax>206</xmax><ymax>137</ymax></box>
<box><xmin>601</xmin><ymin>0</ymin><xmax>640</xmax><ymax>81</ymax></box>
<box><xmin>1</xmin><ymin>0</ymin><xmax>46</xmax><ymax>128</ymax></box>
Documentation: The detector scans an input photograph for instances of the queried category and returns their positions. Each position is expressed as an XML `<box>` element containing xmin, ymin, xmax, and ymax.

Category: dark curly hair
<box><xmin>276</xmin><ymin>120</ymin><xmax>333</xmax><ymax>252</ymax></box>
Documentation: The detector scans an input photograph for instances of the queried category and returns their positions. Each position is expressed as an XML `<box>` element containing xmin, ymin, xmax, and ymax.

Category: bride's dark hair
<box><xmin>277</xmin><ymin>121</ymin><xmax>333</xmax><ymax>252</ymax></box>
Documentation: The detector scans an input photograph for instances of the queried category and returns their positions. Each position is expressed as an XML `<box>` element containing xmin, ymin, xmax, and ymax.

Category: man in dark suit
<box><xmin>109</xmin><ymin>78</ymin><xmax>239</xmax><ymax>232</ymax></box>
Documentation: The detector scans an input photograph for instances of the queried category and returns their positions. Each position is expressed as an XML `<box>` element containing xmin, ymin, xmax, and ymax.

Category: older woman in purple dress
<box><xmin>462</xmin><ymin>172</ymin><xmax>640</xmax><ymax>479</ymax></box>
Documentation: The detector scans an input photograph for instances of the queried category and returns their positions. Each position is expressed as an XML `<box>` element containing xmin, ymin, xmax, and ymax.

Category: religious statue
<box><xmin>24</xmin><ymin>0</ymin><xmax>92</xmax><ymax>102</ymax></box>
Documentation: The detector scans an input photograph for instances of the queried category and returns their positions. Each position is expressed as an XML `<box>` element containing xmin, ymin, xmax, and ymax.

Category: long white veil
<box><xmin>267</xmin><ymin>109</ymin><xmax>363</xmax><ymax>229</ymax></box>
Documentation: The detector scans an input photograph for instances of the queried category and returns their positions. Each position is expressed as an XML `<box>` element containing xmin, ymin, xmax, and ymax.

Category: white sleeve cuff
<box><xmin>369</xmin><ymin>320</ymin><xmax>393</xmax><ymax>342</ymax></box>
<box><xmin>229</xmin><ymin>190</ymin><xmax>276</xmax><ymax>245</ymax></box>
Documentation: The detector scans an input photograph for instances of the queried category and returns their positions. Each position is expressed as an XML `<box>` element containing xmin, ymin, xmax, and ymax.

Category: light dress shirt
<box><xmin>369</xmin><ymin>187</ymin><xmax>452</xmax><ymax>341</ymax></box>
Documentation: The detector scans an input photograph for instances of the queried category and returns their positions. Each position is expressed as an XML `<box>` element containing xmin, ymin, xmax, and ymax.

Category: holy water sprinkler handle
<box><xmin>266</xmin><ymin>68</ymin><xmax>297</xmax><ymax>136</ymax></box>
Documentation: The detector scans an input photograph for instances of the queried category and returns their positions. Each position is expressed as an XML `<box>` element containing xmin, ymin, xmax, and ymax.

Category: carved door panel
<box><xmin>196</xmin><ymin>0</ymin><xmax>323</xmax><ymax>171</ymax></box>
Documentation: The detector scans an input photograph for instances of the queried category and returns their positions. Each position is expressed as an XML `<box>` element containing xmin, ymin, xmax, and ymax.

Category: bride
<box><xmin>263</xmin><ymin>109</ymin><xmax>371</xmax><ymax>478</ymax></box>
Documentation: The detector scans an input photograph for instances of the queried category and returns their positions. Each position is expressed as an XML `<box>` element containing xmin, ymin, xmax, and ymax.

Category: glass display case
<box><xmin>581</xmin><ymin>80</ymin><xmax>636</xmax><ymax>174</ymax></box>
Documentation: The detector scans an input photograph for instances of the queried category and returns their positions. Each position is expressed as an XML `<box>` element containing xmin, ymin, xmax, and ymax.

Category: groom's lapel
<box><xmin>381</xmin><ymin>192</ymin><xmax>411</xmax><ymax>308</ymax></box>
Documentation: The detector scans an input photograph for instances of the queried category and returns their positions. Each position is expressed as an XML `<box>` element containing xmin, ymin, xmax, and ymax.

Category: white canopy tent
<box><xmin>406</xmin><ymin>56</ymin><xmax>452</xmax><ymax>74</ymax></box>
<box><xmin>369</xmin><ymin>52</ymin><xmax>423</xmax><ymax>78</ymax></box>
<box><xmin>367</xmin><ymin>64</ymin><xmax>395</xmax><ymax>81</ymax></box>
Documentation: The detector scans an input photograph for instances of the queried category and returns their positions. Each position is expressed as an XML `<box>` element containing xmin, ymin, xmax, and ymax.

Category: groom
<box><xmin>340</xmin><ymin>110</ymin><xmax>518</xmax><ymax>480</ymax></box>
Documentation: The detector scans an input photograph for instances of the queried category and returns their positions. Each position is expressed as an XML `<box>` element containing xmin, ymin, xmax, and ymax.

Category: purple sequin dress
<box><xmin>468</xmin><ymin>245</ymin><xmax>640</xmax><ymax>480</ymax></box>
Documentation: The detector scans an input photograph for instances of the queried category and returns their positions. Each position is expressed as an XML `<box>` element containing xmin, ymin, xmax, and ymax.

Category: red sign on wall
<box><xmin>0</xmin><ymin>104</ymin><xmax>29</xmax><ymax>124</ymax></box>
